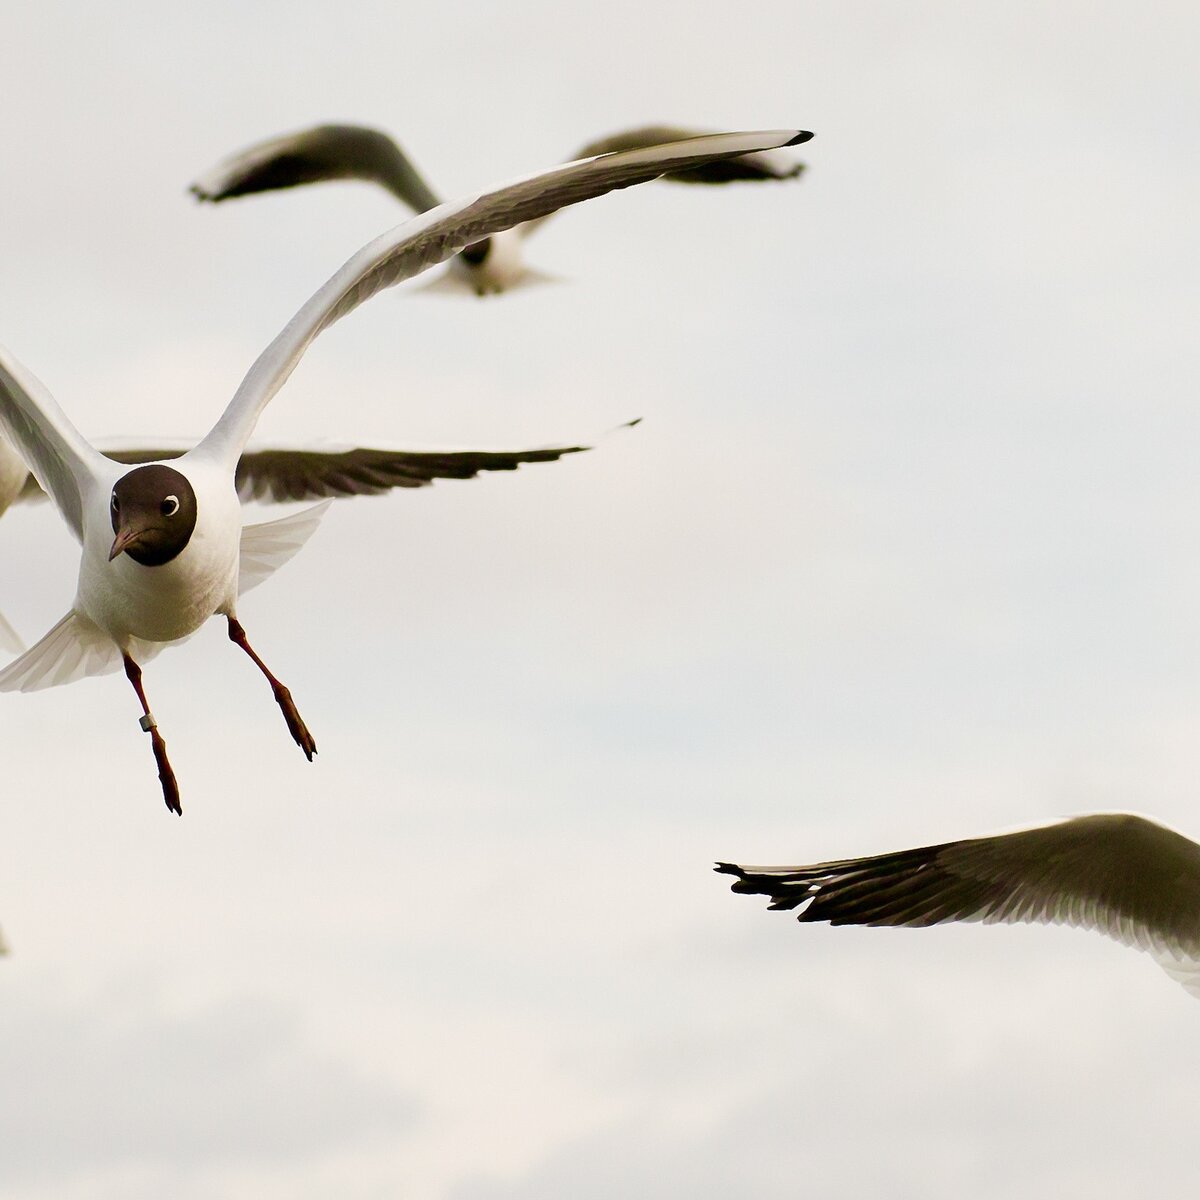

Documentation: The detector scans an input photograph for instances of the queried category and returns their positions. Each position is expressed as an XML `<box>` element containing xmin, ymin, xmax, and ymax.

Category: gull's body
<box><xmin>190</xmin><ymin>123</ymin><xmax>809</xmax><ymax>296</ymax></box>
<box><xmin>0</xmin><ymin>128</ymin><xmax>810</xmax><ymax>811</ymax></box>
<box><xmin>718</xmin><ymin>812</ymin><xmax>1200</xmax><ymax>997</ymax></box>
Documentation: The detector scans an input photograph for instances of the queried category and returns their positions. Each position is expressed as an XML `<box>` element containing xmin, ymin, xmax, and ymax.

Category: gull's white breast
<box><xmin>75</xmin><ymin>458</ymin><xmax>243</xmax><ymax>645</ymax></box>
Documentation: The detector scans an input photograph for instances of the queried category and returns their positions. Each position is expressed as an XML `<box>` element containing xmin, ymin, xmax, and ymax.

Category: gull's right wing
<box><xmin>718</xmin><ymin>813</ymin><xmax>1200</xmax><ymax>996</ymax></box>
<box><xmin>0</xmin><ymin>348</ymin><xmax>112</xmax><ymax>541</ymax></box>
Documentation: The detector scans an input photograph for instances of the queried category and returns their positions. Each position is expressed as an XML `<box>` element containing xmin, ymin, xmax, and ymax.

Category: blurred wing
<box><xmin>189</xmin><ymin>123</ymin><xmax>442</xmax><ymax>212</ymax></box>
<box><xmin>232</xmin><ymin>443</ymin><xmax>588</xmax><ymax>502</ymax></box>
<box><xmin>572</xmin><ymin>125</ymin><xmax>808</xmax><ymax>184</ymax></box>
<box><xmin>238</xmin><ymin>500</ymin><xmax>332</xmax><ymax>595</ymax></box>
<box><xmin>717</xmin><ymin>813</ymin><xmax>1200</xmax><ymax>994</ymax></box>
<box><xmin>195</xmin><ymin>128</ymin><xmax>811</xmax><ymax>469</ymax></box>
<box><xmin>0</xmin><ymin>348</ymin><xmax>110</xmax><ymax>540</ymax></box>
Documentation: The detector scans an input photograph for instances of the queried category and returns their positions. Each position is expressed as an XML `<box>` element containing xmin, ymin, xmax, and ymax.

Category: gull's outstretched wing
<box><xmin>718</xmin><ymin>814</ymin><xmax>1200</xmax><ymax>995</ymax></box>
<box><xmin>229</xmin><ymin>443</ymin><xmax>588</xmax><ymax>502</ymax></box>
<box><xmin>0</xmin><ymin>348</ymin><xmax>111</xmax><ymax>540</ymax></box>
<box><xmin>573</xmin><ymin>125</ymin><xmax>807</xmax><ymax>184</ymax></box>
<box><xmin>194</xmin><ymin>129</ymin><xmax>811</xmax><ymax>470</ymax></box>
<box><xmin>189</xmin><ymin>124</ymin><xmax>442</xmax><ymax>213</ymax></box>
<box><xmin>16</xmin><ymin>440</ymin><xmax>591</xmax><ymax>504</ymax></box>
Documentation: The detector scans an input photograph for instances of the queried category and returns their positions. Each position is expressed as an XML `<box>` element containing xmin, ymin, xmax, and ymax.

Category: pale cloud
<box><xmin>1</xmin><ymin>1</ymin><xmax>1199</xmax><ymax>1197</ymax></box>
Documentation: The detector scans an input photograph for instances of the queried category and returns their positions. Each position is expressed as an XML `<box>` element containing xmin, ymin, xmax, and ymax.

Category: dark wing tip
<box><xmin>786</xmin><ymin>131</ymin><xmax>815</xmax><ymax>146</ymax></box>
<box><xmin>189</xmin><ymin>183</ymin><xmax>219</xmax><ymax>203</ymax></box>
<box><xmin>714</xmin><ymin>861</ymin><xmax>745</xmax><ymax>878</ymax></box>
<box><xmin>623</xmin><ymin>417</ymin><xmax>643</xmax><ymax>428</ymax></box>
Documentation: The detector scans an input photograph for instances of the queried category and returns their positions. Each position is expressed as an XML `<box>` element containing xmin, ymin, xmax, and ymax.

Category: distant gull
<box><xmin>0</xmin><ymin>128</ymin><xmax>809</xmax><ymax>813</ymax></box>
<box><xmin>190</xmin><ymin>124</ymin><xmax>811</xmax><ymax>295</ymax></box>
<box><xmin>718</xmin><ymin>813</ymin><xmax>1200</xmax><ymax>997</ymax></box>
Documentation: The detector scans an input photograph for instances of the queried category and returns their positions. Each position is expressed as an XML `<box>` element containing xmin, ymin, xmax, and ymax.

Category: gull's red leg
<box><xmin>226</xmin><ymin>617</ymin><xmax>317</xmax><ymax>760</ymax></box>
<box><xmin>123</xmin><ymin>653</ymin><xmax>181</xmax><ymax>815</ymax></box>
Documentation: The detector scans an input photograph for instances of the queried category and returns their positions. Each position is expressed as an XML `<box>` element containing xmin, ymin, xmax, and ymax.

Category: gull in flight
<box><xmin>0</xmin><ymin>128</ymin><xmax>810</xmax><ymax>814</ymax></box>
<box><xmin>717</xmin><ymin>813</ymin><xmax>1200</xmax><ymax>997</ymax></box>
<box><xmin>0</xmin><ymin>432</ymin><xmax>598</xmax><ymax>652</ymax></box>
<box><xmin>190</xmin><ymin>124</ymin><xmax>811</xmax><ymax>295</ymax></box>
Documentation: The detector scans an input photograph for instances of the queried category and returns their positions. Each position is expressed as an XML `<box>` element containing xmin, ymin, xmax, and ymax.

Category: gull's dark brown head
<box><xmin>459</xmin><ymin>237</ymin><xmax>492</xmax><ymax>266</ymax></box>
<box><xmin>109</xmin><ymin>465</ymin><xmax>198</xmax><ymax>566</ymax></box>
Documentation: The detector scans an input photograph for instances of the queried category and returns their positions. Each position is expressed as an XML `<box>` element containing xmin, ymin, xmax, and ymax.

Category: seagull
<box><xmin>189</xmin><ymin>123</ymin><xmax>810</xmax><ymax>296</ymax></box>
<box><xmin>0</xmin><ymin>128</ymin><xmax>810</xmax><ymax>814</ymax></box>
<box><xmin>0</xmin><ymin>432</ymin><xmax>597</xmax><ymax>654</ymax></box>
<box><xmin>717</xmin><ymin>812</ymin><xmax>1200</xmax><ymax>997</ymax></box>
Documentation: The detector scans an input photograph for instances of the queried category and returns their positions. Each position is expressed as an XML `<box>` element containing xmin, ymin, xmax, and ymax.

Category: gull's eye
<box><xmin>111</xmin><ymin>493</ymin><xmax>120</xmax><ymax>513</ymax></box>
<box><xmin>161</xmin><ymin>495</ymin><xmax>180</xmax><ymax>517</ymax></box>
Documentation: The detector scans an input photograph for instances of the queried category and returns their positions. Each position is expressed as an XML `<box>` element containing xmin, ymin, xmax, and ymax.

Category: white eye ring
<box><xmin>161</xmin><ymin>495</ymin><xmax>180</xmax><ymax>517</ymax></box>
<box><xmin>111</xmin><ymin>493</ymin><xmax>120</xmax><ymax>512</ymax></box>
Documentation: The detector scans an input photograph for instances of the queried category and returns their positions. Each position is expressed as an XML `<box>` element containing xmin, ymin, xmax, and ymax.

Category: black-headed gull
<box><xmin>0</xmin><ymin>433</ymin><xmax>594</xmax><ymax>652</ymax></box>
<box><xmin>718</xmin><ymin>813</ymin><xmax>1200</xmax><ymax>997</ymax></box>
<box><xmin>189</xmin><ymin>124</ymin><xmax>811</xmax><ymax>296</ymax></box>
<box><xmin>0</xmin><ymin>128</ymin><xmax>809</xmax><ymax>814</ymax></box>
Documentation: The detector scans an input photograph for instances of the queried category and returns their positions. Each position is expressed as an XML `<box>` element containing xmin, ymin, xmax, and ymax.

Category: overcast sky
<box><xmin>3</xmin><ymin>2</ymin><xmax>1200</xmax><ymax>1197</ymax></box>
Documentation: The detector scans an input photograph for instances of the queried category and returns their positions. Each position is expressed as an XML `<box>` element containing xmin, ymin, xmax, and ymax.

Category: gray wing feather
<box><xmin>718</xmin><ymin>814</ymin><xmax>1200</xmax><ymax>966</ymax></box>
<box><xmin>189</xmin><ymin>124</ymin><xmax>442</xmax><ymax>212</ymax></box>
<box><xmin>230</xmin><ymin>444</ymin><xmax>587</xmax><ymax>502</ymax></box>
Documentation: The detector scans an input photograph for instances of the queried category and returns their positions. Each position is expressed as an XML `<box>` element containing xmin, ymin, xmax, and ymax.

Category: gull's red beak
<box><xmin>109</xmin><ymin>525</ymin><xmax>147</xmax><ymax>561</ymax></box>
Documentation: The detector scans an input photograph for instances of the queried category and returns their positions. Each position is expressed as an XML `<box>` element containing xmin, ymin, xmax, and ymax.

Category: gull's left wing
<box><xmin>192</xmin><ymin>129</ymin><xmax>813</xmax><ymax>470</ymax></box>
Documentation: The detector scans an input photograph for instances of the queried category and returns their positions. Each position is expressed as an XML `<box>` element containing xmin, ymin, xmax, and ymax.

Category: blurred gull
<box><xmin>718</xmin><ymin>813</ymin><xmax>1200</xmax><ymax>997</ymax></box>
<box><xmin>0</xmin><ymin>128</ymin><xmax>810</xmax><ymax>813</ymax></box>
<box><xmin>190</xmin><ymin>124</ymin><xmax>811</xmax><ymax>295</ymax></box>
